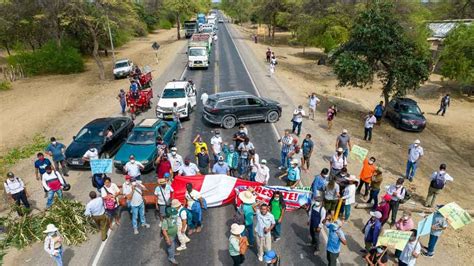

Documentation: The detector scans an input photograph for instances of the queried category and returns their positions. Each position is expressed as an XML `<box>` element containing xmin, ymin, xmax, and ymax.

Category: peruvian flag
<box><xmin>171</xmin><ymin>174</ymin><xmax>262</xmax><ymax>207</ymax></box>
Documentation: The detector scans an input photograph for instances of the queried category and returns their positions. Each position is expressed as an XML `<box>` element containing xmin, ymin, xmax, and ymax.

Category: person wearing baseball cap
<box><xmin>375</xmin><ymin>194</ymin><xmax>391</xmax><ymax>226</ymax></box>
<box><xmin>362</xmin><ymin>211</ymin><xmax>382</xmax><ymax>253</ymax></box>
<box><xmin>155</xmin><ymin>178</ymin><xmax>174</xmax><ymax>225</ymax></box>
<box><xmin>336</xmin><ymin>129</ymin><xmax>352</xmax><ymax>159</ymax></box>
<box><xmin>406</xmin><ymin>139</ymin><xmax>424</xmax><ymax>182</ymax></box>
<box><xmin>286</xmin><ymin>159</ymin><xmax>301</xmax><ymax>188</ymax></box>
<box><xmin>4</xmin><ymin>172</ymin><xmax>30</xmax><ymax>215</ymax></box>
<box><xmin>263</xmin><ymin>250</ymin><xmax>279</xmax><ymax>265</ymax></box>
<box><xmin>229</xmin><ymin>223</ymin><xmax>246</xmax><ymax>265</ymax></box>
<box><xmin>330</xmin><ymin>147</ymin><xmax>347</xmax><ymax>178</ymax></box>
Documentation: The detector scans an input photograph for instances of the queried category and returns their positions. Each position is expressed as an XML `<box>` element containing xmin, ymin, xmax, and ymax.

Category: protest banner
<box><xmin>439</xmin><ymin>202</ymin><xmax>473</xmax><ymax>230</ymax></box>
<box><xmin>417</xmin><ymin>213</ymin><xmax>434</xmax><ymax>237</ymax></box>
<box><xmin>376</xmin><ymin>230</ymin><xmax>413</xmax><ymax>250</ymax></box>
<box><xmin>90</xmin><ymin>159</ymin><xmax>112</xmax><ymax>174</ymax></box>
<box><xmin>350</xmin><ymin>145</ymin><xmax>369</xmax><ymax>162</ymax></box>
<box><xmin>235</xmin><ymin>185</ymin><xmax>311</xmax><ymax>211</ymax></box>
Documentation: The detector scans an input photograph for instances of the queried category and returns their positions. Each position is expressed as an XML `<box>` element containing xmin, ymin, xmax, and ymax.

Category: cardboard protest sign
<box><xmin>350</xmin><ymin>145</ymin><xmax>369</xmax><ymax>162</ymax></box>
<box><xmin>90</xmin><ymin>159</ymin><xmax>113</xmax><ymax>174</ymax></box>
<box><xmin>417</xmin><ymin>213</ymin><xmax>434</xmax><ymax>237</ymax></box>
<box><xmin>376</xmin><ymin>230</ymin><xmax>413</xmax><ymax>250</ymax></box>
<box><xmin>439</xmin><ymin>202</ymin><xmax>472</xmax><ymax>230</ymax></box>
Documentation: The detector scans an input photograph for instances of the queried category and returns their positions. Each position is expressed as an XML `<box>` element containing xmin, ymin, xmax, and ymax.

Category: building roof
<box><xmin>427</xmin><ymin>20</ymin><xmax>473</xmax><ymax>39</ymax></box>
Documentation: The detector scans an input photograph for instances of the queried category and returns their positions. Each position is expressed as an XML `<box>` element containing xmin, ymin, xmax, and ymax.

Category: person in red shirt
<box><xmin>357</xmin><ymin>157</ymin><xmax>377</xmax><ymax>197</ymax></box>
<box><xmin>376</xmin><ymin>194</ymin><xmax>391</xmax><ymax>226</ymax></box>
<box><xmin>155</xmin><ymin>153</ymin><xmax>172</xmax><ymax>180</ymax></box>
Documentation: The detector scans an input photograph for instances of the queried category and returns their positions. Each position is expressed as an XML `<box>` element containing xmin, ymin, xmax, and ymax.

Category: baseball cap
<box><xmin>261</xmin><ymin>159</ymin><xmax>267</xmax><ymax>164</ymax></box>
<box><xmin>342</xmin><ymin>129</ymin><xmax>348</xmax><ymax>134</ymax></box>
<box><xmin>263</xmin><ymin>250</ymin><xmax>277</xmax><ymax>263</ymax></box>
<box><xmin>171</xmin><ymin>147</ymin><xmax>177</xmax><ymax>151</ymax></box>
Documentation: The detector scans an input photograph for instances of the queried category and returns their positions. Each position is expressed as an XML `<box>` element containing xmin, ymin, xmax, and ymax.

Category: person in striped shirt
<box><xmin>278</xmin><ymin>130</ymin><xmax>294</xmax><ymax>170</ymax></box>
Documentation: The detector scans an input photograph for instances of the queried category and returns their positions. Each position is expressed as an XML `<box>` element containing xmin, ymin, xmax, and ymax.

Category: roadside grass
<box><xmin>0</xmin><ymin>81</ymin><xmax>11</xmax><ymax>91</ymax></box>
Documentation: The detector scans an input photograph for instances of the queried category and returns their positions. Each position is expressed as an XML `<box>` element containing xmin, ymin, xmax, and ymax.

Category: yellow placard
<box><xmin>439</xmin><ymin>202</ymin><xmax>472</xmax><ymax>230</ymax></box>
<box><xmin>376</xmin><ymin>230</ymin><xmax>413</xmax><ymax>251</ymax></box>
<box><xmin>350</xmin><ymin>145</ymin><xmax>368</xmax><ymax>163</ymax></box>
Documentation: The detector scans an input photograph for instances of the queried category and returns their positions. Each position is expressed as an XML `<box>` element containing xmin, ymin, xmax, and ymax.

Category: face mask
<box><xmin>368</xmin><ymin>160</ymin><xmax>374</xmax><ymax>165</ymax></box>
<box><xmin>314</xmin><ymin>201</ymin><xmax>321</xmax><ymax>207</ymax></box>
<box><xmin>200</xmin><ymin>152</ymin><xmax>205</xmax><ymax>155</ymax></box>
<box><xmin>89</xmin><ymin>148</ymin><xmax>95</xmax><ymax>152</ymax></box>
<box><xmin>403</xmin><ymin>216</ymin><xmax>409</xmax><ymax>221</ymax></box>
<box><xmin>341</xmin><ymin>173</ymin><xmax>347</xmax><ymax>177</ymax></box>
<box><xmin>215</xmin><ymin>133</ymin><xmax>220</xmax><ymax>137</ymax></box>
<box><xmin>185</xmin><ymin>162</ymin><xmax>190</xmax><ymax>166</ymax></box>
<box><xmin>218</xmin><ymin>161</ymin><xmax>224</xmax><ymax>165</ymax></box>
<box><xmin>171</xmin><ymin>151</ymin><xmax>176</xmax><ymax>156</ymax></box>
<box><xmin>161</xmin><ymin>184</ymin><xmax>166</xmax><ymax>188</ymax></box>
<box><xmin>239</xmin><ymin>130</ymin><xmax>244</xmax><ymax>133</ymax></box>
<box><xmin>409</xmin><ymin>236</ymin><xmax>416</xmax><ymax>242</ymax></box>
<box><xmin>125</xmin><ymin>180</ymin><xmax>131</xmax><ymax>184</ymax></box>
<box><xmin>396</xmin><ymin>185</ymin><xmax>401</xmax><ymax>188</ymax></box>
<box><xmin>274</xmin><ymin>196</ymin><xmax>280</xmax><ymax>201</ymax></box>
<box><xmin>130</xmin><ymin>160</ymin><xmax>136</xmax><ymax>164</ymax></box>
<box><xmin>414</xmin><ymin>144</ymin><xmax>419</xmax><ymax>147</ymax></box>
<box><xmin>376</xmin><ymin>247</ymin><xmax>383</xmax><ymax>253</ymax></box>
<box><xmin>342</xmin><ymin>133</ymin><xmax>346</xmax><ymax>136</ymax></box>
<box><xmin>439</xmin><ymin>170</ymin><xmax>445</xmax><ymax>174</ymax></box>
<box><xmin>52</xmin><ymin>141</ymin><xmax>57</xmax><ymax>145</ymax></box>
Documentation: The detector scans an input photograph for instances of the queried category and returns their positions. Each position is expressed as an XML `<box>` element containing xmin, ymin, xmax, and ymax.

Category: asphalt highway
<box><xmin>97</xmin><ymin>20</ymin><xmax>324</xmax><ymax>265</ymax></box>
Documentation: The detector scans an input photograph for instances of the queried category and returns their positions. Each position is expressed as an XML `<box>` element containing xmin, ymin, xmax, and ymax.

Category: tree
<box><xmin>164</xmin><ymin>0</ymin><xmax>199</xmax><ymax>40</ymax></box>
<box><xmin>440</xmin><ymin>24</ymin><xmax>474</xmax><ymax>86</ymax></box>
<box><xmin>331</xmin><ymin>2</ymin><xmax>430</xmax><ymax>114</ymax></box>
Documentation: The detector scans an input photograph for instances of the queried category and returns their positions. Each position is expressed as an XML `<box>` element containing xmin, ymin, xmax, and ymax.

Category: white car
<box><xmin>156</xmin><ymin>80</ymin><xmax>197</xmax><ymax>120</ymax></box>
<box><xmin>113</xmin><ymin>59</ymin><xmax>133</xmax><ymax>79</ymax></box>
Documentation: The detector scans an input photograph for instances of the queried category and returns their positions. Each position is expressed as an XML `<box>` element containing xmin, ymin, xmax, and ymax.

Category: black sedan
<box><xmin>386</xmin><ymin>98</ymin><xmax>427</xmax><ymax>132</ymax></box>
<box><xmin>65</xmin><ymin>117</ymin><xmax>134</xmax><ymax>168</ymax></box>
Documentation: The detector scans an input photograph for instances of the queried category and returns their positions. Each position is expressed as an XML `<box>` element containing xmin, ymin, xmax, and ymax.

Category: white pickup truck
<box><xmin>156</xmin><ymin>80</ymin><xmax>197</xmax><ymax>120</ymax></box>
<box><xmin>113</xmin><ymin>59</ymin><xmax>133</xmax><ymax>79</ymax></box>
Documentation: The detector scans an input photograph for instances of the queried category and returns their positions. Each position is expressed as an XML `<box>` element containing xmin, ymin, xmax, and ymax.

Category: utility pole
<box><xmin>106</xmin><ymin>14</ymin><xmax>116</xmax><ymax>65</ymax></box>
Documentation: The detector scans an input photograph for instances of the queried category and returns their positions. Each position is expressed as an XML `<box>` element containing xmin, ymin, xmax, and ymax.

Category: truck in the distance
<box><xmin>184</xmin><ymin>20</ymin><xmax>198</xmax><ymax>38</ymax></box>
<box><xmin>197</xmin><ymin>13</ymin><xmax>206</xmax><ymax>26</ymax></box>
<box><xmin>187</xmin><ymin>34</ymin><xmax>212</xmax><ymax>69</ymax></box>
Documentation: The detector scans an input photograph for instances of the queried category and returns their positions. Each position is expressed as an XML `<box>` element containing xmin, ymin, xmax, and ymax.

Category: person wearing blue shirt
<box><xmin>326</xmin><ymin>218</ymin><xmax>346</xmax><ymax>266</ymax></box>
<box><xmin>373</xmin><ymin>101</ymin><xmax>384</xmax><ymax>124</ymax></box>
<box><xmin>311</xmin><ymin>168</ymin><xmax>329</xmax><ymax>200</ymax></box>
<box><xmin>286</xmin><ymin>159</ymin><xmax>301</xmax><ymax>188</ymax></box>
<box><xmin>302</xmin><ymin>134</ymin><xmax>314</xmax><ymax>170</ymax></box>
<box><xmin>212</xmin><ymin>157</ymin><xmax>230</xmax><ymax>175</ymax></box>
<box><xmin>34</xmin><ymin>152</ymin><xmax>52</xmax><ymax>180</ymax></box>
<box><xmin>45</xmin><ymin>137</ymin><xmax>69</xmax><ymax>176</ymax></box>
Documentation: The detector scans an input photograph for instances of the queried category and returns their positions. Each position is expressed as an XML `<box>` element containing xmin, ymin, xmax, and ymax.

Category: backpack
<box><xmin>430</xmin><ymin>172</ymin><xmax>446</xmax><ymax>189</ymax></box>
<box><xmin>91</xmin><ymin>175</ymin><xmax>98</xmax><ymax>188</ymax></box>
<box><xmin>179</xmin><ymin>208</ymin><xmax>194</xmax><ymax>228</ymax></box>
<box><xmin>310</xmin><ymin>204</ymin><xmax>323</xmax><ymax>228</ymax></box>
<box><xmin>399</xmin><ymin>187</ymin><xmax>411</xmax><ymax>204</ymax></box>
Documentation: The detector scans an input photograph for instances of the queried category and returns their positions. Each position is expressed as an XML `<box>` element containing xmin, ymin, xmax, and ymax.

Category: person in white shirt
<box><xmin>122</xmin><ymin>175</ymin><xmax>133</xmax><ymax>209</ymax></box>
<box><xmin>155</xmin><ymin>178</ymin><xmax>174</xmax><ymax>223</ymax></box>
<box><xmin>292</xmin><ymin>105</ymin><xmax>306</xmax><ymax>136</ymax></box>
<box><xmin>387</xmin><ymin>178</ymin><xmax>407</xmax><ymax>225</ymax></box>
<box><xmin>363</xmin><ymin>111</ymin><xmax>377</xmax><ymax>142</ymax></box>
<box><xmin>330</xmin><ymin>148</ymin><xmax>347</xmax><ymax>177</ymax></box>
<box><xmin>43</xmin><ymin>224</ymin><xmax>63</xmax><ymax>266</ymax></box>
<box><xmin>201</xmin><ymin>92</ymin><xmax>209</xmax><ymax>105</ymax></box>
<box><xmin>100</xmin><ymin>177</ymin><xmax>121</xmax><ymax>227</ymax></box>
<box><xmin>124</xmin><ymin>155</ymin><xmax>144</xmax><ymax>180</ymax></box>
<box><xmin>248</xmin><ymin>150</ymin><xmax>260</xmax><ymax>181</ymax></box>
<box><xmin>178</xmin><ymin>159</ymin><xmax>200</xmax><ymax>176</ymax></box>
<box><xmin>425</xmin><ymin>163</ymin><xmax>453</xmax><ymax>207</ymax></box>
<box><xmin>210</xmin><ymin>130</ymin><xmax>223</xmax><ymax>162</ymax></box>
<box><xmin>4</xmin><ymin>172</ymin><xmax>30</xmax><ymax>213</ymax></box>
<box><xmin>130</xmin><ymin>180</ymin><xmax>150</xmax><ymax>235</ymax></box>
<box><xmin>341</xmin><ymin>176</ymin><xmax>357</xmax><ymax>221</ymax></box>
<box><xmin>406</xmin><ymin>139</ymin><xmax>424</xmax><ymax>181</ymax></box>
<box><xmin>84</xmin><ymin>191</ymin><xmax>109</xmax><ymax>241</ymax></box>
<box><xmin>308</xmin><ymin>93</ymin><xmax>321</xmax><ymax>120</ymax></box>
<box><xmin>42</xmin><ymin>166</ymin><xmax>66</xmax><ymax>208</ymax></box>
<box><xmin>255</xmin><ymin>159</ymin><xmax>270</xmax><ymax>185</ymax></box>
<box><xmin>168</xmin><ymin>147</ymin><xmax>184</xmax><ymax>176</ymax></box>
<box><xmin>82</xmin><ymin>146</ymin><xmax>99</xmax><ymax>162</ymax></box>
<box><xmin>399</xmin><ymin>229</ymin><xmax>421</xmax><ymax>266</ymax></box>
<box><xmin>172</xmin><ymin>199</ymin><xmax>191</xmax><ymax>250</ymax></box>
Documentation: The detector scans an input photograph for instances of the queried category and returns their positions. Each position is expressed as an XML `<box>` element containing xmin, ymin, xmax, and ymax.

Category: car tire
<box><xmin>222</xmin><ymin>116</ymin><xmax>236</xmax><ymax>129</ymax></box>
<box><xmin>266</xmin><ymin>110</ymin><xmax>279</xmax><ymax>123</ymax></box>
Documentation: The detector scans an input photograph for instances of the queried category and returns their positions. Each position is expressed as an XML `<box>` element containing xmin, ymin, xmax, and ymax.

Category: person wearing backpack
<box><xmin>172</xmin><ymin>199</ymin><xmax>191</xmax><ymax>251</ymax></box>
<box><xmin>425</xmin><ymin>164</ymin><xmax>453</xmax><ymax>208</ymax></box>
<box><xmin>162</xmin><ymin>207</ymin><xmax>179</xmax><ymax>265</ymax></box>
<box><xmin>41</xmin><ymin>166</ymin><xmax>66</xmax><ymax>209</ymax></box>
<box><xmin>100</xmin><ymin>177</ymin><xmax>121</xmax><ymax>229</ymax></box>
<box><xmin>238</xmin><ymin>190</ymin><xmax>257</xmax><ymax>246</ymax></box>
<box><xmin>4</xmin><ymin>172</ymin><xmax>30</xmax><ymax>215</ymax></box>
<box><xmin>229</xmin><ymin>223</ymin><xmax>247</xmax><ymax>265</ymax></box>
<box><xmin>308</xmin><ymin>198</ymin><xmax>326</xmax><ymax>255</ymax></box>
<box><xmin>84</xmin><ymin>191</ymin><xmax>109</xmax><ymax>241</ymax></box>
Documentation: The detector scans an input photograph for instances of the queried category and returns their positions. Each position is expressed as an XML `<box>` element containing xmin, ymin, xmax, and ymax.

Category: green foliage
<box><xmin>133</xmin><ymin>3</ymin><xmax>159</xmax><ymax>32</ymax></box>
<box><xmin>440</xmin><ymin>24</ymin><xmax>474</xmax><ymax>86</ymax></box>
<box><xmin>1</xmin><ymin>200</ymin><xmax>97</xmax><ymax>249</ymax></box>
<box><xmin>431</xmin><ymin>0</ymin><xmax>474</xmax><ymax>20</ymax></box>
<box><xmin>316</xmin><ymin>26</ymin><xmax>349</xmax><ymax>53</ymax></box>
<box><xmin>7</xmin><ymin>41</ymin><xmax>84</xmax><ymax>76</ymax></box>
<box><xmin>0</xmin><ymin>80</ymin><xmax>12</xmax><ymax>91</ymax></box>
<box><xmin>0</xmin><ymin>134</ymin><xmax>48</xmax><ymax>177</ymax></box>
<box><xmin>332</xmin><ymin>2</ymin><xmax>430</xmax><ymax>105</ymax></box>
<box><xmin>159</xmin><ymin>19</ymin><xmax>173</xmax><ymax>30</ymax></box>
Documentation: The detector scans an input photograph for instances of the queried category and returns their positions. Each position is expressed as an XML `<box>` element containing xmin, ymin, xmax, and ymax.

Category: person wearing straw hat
<box><xmin>162</xmin><ymin>206</ymin><xmax>179</xmax><ymax>265</ymax></box>
<box><xmin>362</xmin><ymin>211</ymin><xmax>382</xmax><ymax>253</ymax></box>
<box><xmin>340</xmin><ymin>175</ymin><xmax>358</xmax><ymax>221</ymax></box>
<box><xmin>43</xmin><ymin>224</ymin><xmax>64</xmax><ymax>266</ymax></box>
<box><xmin>229</xmin><ymin>223</ymin><xmax>247</xmax><ymax>265</ymax></box>
<box><xmin>286</xmin><ymin>159</ymin><xmax>301</xmax><ymax>189</ymax></box>
<box><xmin>172</xmin><ymin>199</ymin><xmax>191</xmax><ymax>251</ymax></box>
<box><xmin>239</xmin><ymin>190</ymin><xmax>257</xmax><ymax>246</ymax></box>
<box><xmin>155</xmin><ymin>178</ymin><xmax>174</xmax><ymax>226</ymax></box>
<box><xmin>264</xmin><ymin>250</ymin><xmax>280</xmax><ymax>265</ymax></box>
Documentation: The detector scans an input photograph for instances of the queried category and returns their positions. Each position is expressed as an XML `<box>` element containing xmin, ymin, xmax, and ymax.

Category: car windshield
<box><xmin>162</xmin><ymin>88</ymin><xmax>186</xmax><ymax>98</ymax></box>
<box><xmin>75</xmin><ymin>127</ymin><xmax>105</xmax><ymax>143</ymax></box>
<box><xmin>127</xmin><ymin>131</ymin><xmax>155</xmax><ymax>145</ymax></box>
<box><xmin>189</xmin><ymin>49</ymin><xmax>207</xmax><ymax>56</ymax></box>
<box><xmin>114</xmin><ymin>62</ymin><xmax>128</xmax><ymax>68</ymax></box>
<box><xmin>184</xmin><ymin>24</ymin><xmax>195</xmax><ymax>29</ymax></box>
<box><xmin>202</xmin><ymin>28</ymin><xmax>213</xmax><ymax>33</ymax></box>
<box><xmin>400</xmin><ymin>104</ymin><xmax>422</xmax><ymax>115</ymax></box>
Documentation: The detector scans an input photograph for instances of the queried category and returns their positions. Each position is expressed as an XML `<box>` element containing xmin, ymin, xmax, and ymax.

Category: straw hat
<box><xmin>230</xmin><ymin>223</ymin><xmax>245</xmax><ymax>235</ymax></box>
<box><xmin>158</xmin><ymin>178</ymin><xmax>167</xmax><ymax>185</ymax></box>
<box><xmin>171</xmin><ymin>199</ymin><xmax>181</xmax><ymax>208</ymax></box>
<box><xmin>238</xmin><ymin>190</ymin><xmax>256</xmax><ymax>204</ymax></box>
<box><xmin>43</xmin><ymin>224</ymin><xmax>58</xmax><ymax>233</ymax></box>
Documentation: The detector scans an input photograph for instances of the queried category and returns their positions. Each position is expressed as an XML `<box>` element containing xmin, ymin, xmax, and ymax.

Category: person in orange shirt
<box><xmin>357</xmin><ymin>157</ymin><xmax>377</xmax><ymax>197</ymax></box>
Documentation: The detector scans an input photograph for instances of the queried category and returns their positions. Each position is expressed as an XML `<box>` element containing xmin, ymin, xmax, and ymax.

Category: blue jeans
<box><xmin>272</xmin><ymin>221</ymin><xmax>281</xmax><ymax>238</ymax></box>
<box><xmin>166</xmin><ymin>236</ymin><xmax>176</xmax><ymax>261</ymax></box>
<box><xmin>427</xmin><ymin>234</ymin><xmax>439</xmax><ymax>255</ymax></box>
<box><xmin>131</xmin><ymin>202</ymin><xmax>146</xmax><ymax>229</ymax></box>
<box><xmin>292</xmin><ymin>121</ymin><xmax>302</xmax><ymax>136</ymax></box>
<box><xmin>47</xmin><ymin>190</ymin><xmax>63</xmax><ymax>208</ymax></box>
<box><xmin>343</xmin><ymin>205</ymin><xmax>351</xmax><ymax>220</ymax></box>
<box><xmin>406</xmin><ymin>160</ymin><xmax>417</xmax><ymax>180</ymax></box>
<box><xmin>368</xmin><ymin>189</ymin><xmax>380</xmax><ymax>210</ymax></box>
<box><xmin>238</xmin><ymin>158</ymin><xmax>249</xmax><ymax>176</ymax></box>
<box><xmin>280</xmin><ymin>151</ymin><xmax>289</xmax><ymax>168</ymax></box>
<box><xmin>120</xmin><ymin>101</ymin><xmax>126</xmax><ymax>113</ymax></box>
<box><xmin>53</xmin><ymin>247</ymin><xmax>63</xmax><ymax>266</ymax></box>
<box><xmin>245</xmin><ymin>223</ymin><xmax>254</xmax><ymax>245</ymax></box>
<box><xmin>249</xmin><ymin>172</ymin><xmax>256</xmax><ymax>182</ymax></box>
<box><xmin>343</xmin><ymin>148</ymin><xmax>349</xmax><ymax>159</ymax></box>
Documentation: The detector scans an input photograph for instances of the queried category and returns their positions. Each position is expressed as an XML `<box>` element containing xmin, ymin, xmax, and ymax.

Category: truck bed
<box><xmin>191</xmin><ymin>33</ymin><xmax>211</xmax><ymax>42</ymax></box>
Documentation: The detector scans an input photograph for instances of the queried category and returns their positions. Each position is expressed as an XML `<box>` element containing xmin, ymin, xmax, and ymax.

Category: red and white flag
<box><xmin>171</xmin><ymin>174</ymin><xmax>261</xmax><ymax>207</ymax></box>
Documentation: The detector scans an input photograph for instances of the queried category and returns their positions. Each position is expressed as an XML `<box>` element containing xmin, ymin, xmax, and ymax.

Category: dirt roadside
<box><xmin>233</xmin><ymin>24</ymin><xmax>474</xmax><ymax>265</ymax></box>
<box><xmin>1</xmin><ymin>29</ymin><xmax>187</xmax><ymax>265</ymax></box>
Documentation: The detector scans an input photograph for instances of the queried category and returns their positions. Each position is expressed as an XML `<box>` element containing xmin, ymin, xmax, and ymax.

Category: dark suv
<box><xmin>386</xmin><ymin>98</ymin><xmax>427</xmax><ymax>132</ymax></box>
<box><xmin>203</xmin><ymin>91</ymin><xmax>282</xmax><ymax>128</ymax></box>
